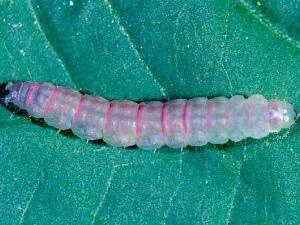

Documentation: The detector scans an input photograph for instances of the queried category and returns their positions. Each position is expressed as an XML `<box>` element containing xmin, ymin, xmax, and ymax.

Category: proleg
<box><xmin>3</xmin><ymin>81</ymin><xmax>297</xmax><ymax>150</ymax></box>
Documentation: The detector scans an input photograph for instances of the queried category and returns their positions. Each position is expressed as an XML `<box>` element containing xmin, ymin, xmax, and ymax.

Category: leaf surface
<box><xmin>0</xmin><ymin>0</ymin><xmax>299</xmax><ymax>224</ymax></box>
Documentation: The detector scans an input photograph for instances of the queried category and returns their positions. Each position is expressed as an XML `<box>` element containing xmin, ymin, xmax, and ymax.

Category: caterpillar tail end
<box><xmin>269</xmin><ymin>100</ymin><xmax>297</xmax><ymax>132</ymax></box>
<box><xmin>280</xmin><ymin>101</ymin><xmax>297</xmax><ymax>128</ymax></box>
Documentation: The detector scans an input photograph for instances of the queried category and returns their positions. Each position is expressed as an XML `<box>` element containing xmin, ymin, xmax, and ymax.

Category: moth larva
<box><xmin>3</xmin><ymin>82</ymin><xmax>297</xmax><ymax>150</ymax></box>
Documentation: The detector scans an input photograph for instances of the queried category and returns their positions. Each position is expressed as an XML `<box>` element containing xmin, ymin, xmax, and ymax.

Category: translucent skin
<box><xmin>5</xmin><ymin>82</ymin><xmax>297</xmax><ymax>150</ymax></box>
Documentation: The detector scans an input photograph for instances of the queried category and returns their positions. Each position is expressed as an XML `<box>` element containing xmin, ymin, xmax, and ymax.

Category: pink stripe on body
<box><xmin>227</xmin><ymin>106</ymin><xmax>233</xmax><ymax>128</ymax></box>
<box><xmin>72</xmin><ymin>95</ymin><xmax>85</xmax><ymax>125</ymax></box>
<box><xmin>161</xmin><ymin>103</ymin><xmax>169</xmax><ymax>140</ymax></box>
<box><xmin>17</xmin><ymin>82</ymin><xmax>25</xmax><ymax>104</ymax></box>
<box><xmin>44</xmin><ymin>87</ymin><xmax>59</xmax><ymax>116</ymax></box>
<box><xmin>135</xmin><ymin>103</ymin><xmax>142</xmax><ymax>139</ymax></box>
<box><xmin>103</xmin><ymin>102</ymin><xmax>114</xmax><ymax>133</ymax></box>
<box><xmin>206</xmin><ymin>101</ymin><xmax>212</xmax><ymax>130</ymax></box>
<box><xmin>182</xmin><ymin>101</ymin><xmax>191</xmax><ymax>141</ymax></box>
<box><xmin>274</xmin><ymin>101</ymin><xmax>282</xmax><ymax>127</ymax></box>
<box><xmin>25</xmin><ymin>83</ymin><xmax>37</xmax><ymax>106</ymax></box>
<box><xmin>246</xmin><ymin>103</ymin><xmax>251</xmax><ymax>128</ymax></box>
<box><xmin>263</xmin><ymin>103</ymin><xmax>270</xmax><ymax>125</ymax></box>
<box><xmin>182</xmin><ymin>102</ymin><xmax>188</xmax><ymax>133</ymax></box>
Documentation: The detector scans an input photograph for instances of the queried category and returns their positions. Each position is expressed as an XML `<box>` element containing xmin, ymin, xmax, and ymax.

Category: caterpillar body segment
<box><xmin>4</xmin><ymin>82</ymin><xmax>297</xmax><ymax>150</ymax></box>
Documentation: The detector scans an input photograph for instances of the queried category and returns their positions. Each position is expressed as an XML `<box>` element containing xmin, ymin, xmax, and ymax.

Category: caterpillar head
<box><xmin>3</xmin><ymin>82</ymin><xmax>34</xmax><ymax>110</ymax></box>
<box><xmin>269</xmin><ymin>100</ymin><xmax>297</xmax><ymax>132</ymax></box>
<box><xmin>3</xmin><ymin>82</ymin><xmax>21</xmax><ymax>105</ymax></box>
<box><xmin>0</xmin><ymin>82</ymin><xmax>14</xmax><ymax>105</ymax></box>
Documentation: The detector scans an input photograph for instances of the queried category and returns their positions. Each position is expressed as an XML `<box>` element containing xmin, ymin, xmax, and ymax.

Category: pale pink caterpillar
<box><xmin>3</xmin><ymin>81</ymin><xmax>297</xmax><ymax>150</ymax></box>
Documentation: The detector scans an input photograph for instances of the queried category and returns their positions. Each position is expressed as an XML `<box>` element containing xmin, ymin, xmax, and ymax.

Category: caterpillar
<box><xmin>2</xmin><ymin>81</ymin><xmax>297</xmax><ymax>150</ymax></box>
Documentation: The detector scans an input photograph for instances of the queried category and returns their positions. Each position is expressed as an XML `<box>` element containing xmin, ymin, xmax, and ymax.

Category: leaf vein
<box><xmin>26</xmin><ymin>0</ymin><xmax>78</xmax><ymax>87</ymax></box>
<box><xmin>102</xmin><ymin>0</ymin><xmax>167</xmax><ymax>97</ymax></box>
<box><xmin>19</xmin><ymin>176</ymin><xmax>42</xmax><ymax>225</ymax></box>
<box><xmin>162</xmin><ymin>150</ymin><xmax>185</xmax><ymax>225</ymax></box>
<box><xmin>219</xmin><ymin>3</ymin><xmax>233</xmax><ymax>96</ymax></box>
<box><xmin>225</xmin><ymin>148</ymin><xmax>247</xmax><ymax>225</ymax></box>
<box><xmin>91</xmin><ymin>165</ymin><xmax>116</xmax><ymax>225</ymax></box>
<box><xmin>239</xmin><ymin>0</ymin><xmax>300</xmax><ymax>50</ymax></box>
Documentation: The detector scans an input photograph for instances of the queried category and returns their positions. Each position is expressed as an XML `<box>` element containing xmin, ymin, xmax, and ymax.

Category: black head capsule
<box><xmin>0</xmin><ymin>82</ymin><xmax>12</xmax><ymax>105</ymax></box>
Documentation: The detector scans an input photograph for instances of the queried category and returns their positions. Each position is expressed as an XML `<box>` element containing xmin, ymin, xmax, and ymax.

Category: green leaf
<box><xmin>0</xmin><ymin>0</ymin><xmax>299</xmax><ymax>224</ymax></box>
